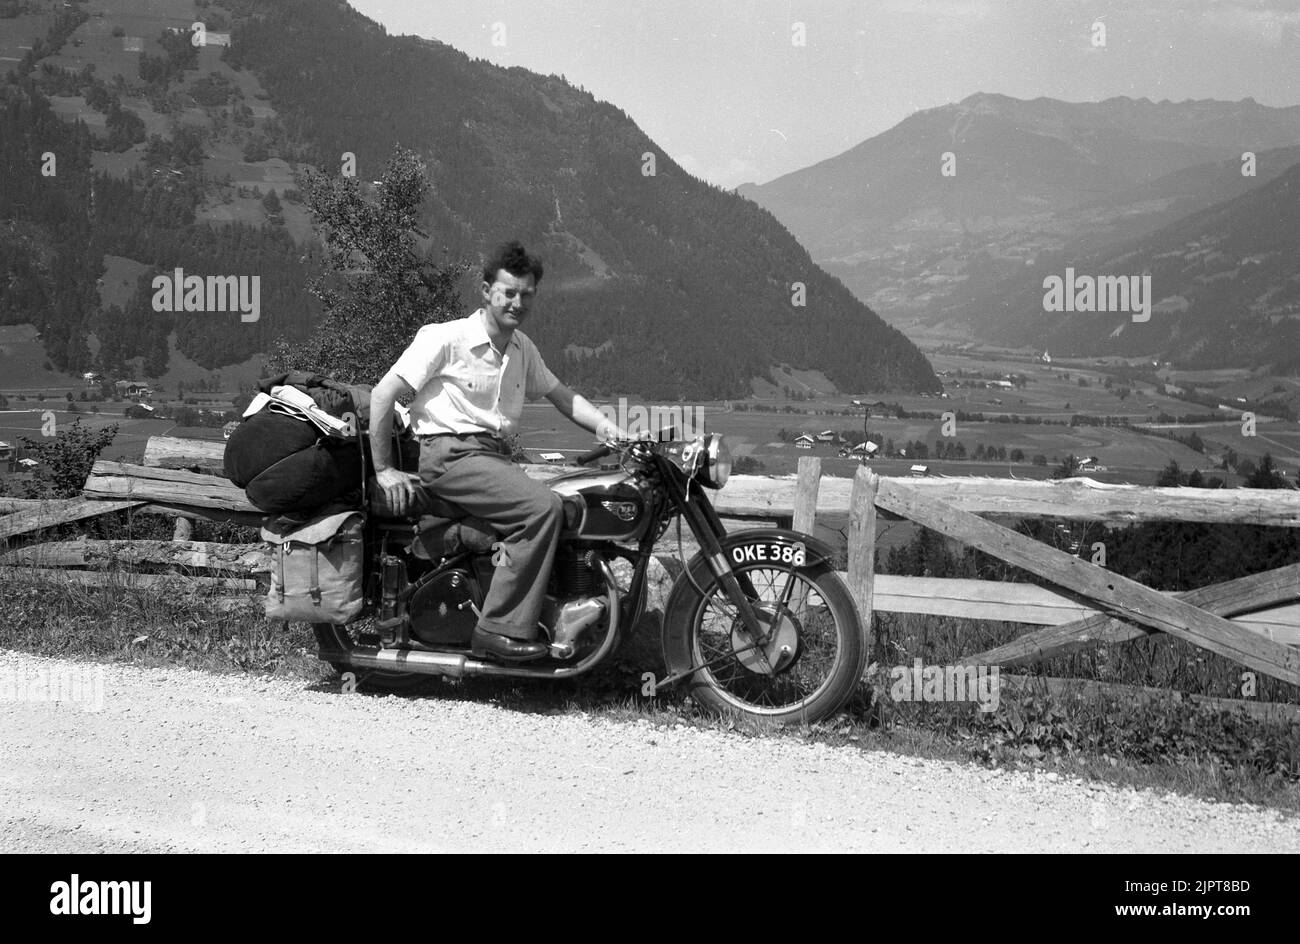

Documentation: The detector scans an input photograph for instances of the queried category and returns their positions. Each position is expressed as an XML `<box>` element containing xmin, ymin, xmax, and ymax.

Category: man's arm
<box><xmin>370</xmin><ymin>372</ymin><xmax>421</xmax><ymax>514</ymax></box>
<box><xmin>545</xmin><ymin>383</ymin><xmax>623</xmax><ymax>440</ymax></box>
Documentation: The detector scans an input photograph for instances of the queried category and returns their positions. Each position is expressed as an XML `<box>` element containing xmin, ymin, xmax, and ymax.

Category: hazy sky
<box><xmin>348</xmin><ymin>0</ymin><xmax>1300</xmax><ymax>188</ymax></box>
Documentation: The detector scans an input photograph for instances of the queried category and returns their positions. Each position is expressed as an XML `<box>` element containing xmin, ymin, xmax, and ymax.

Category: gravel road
<box><xmin>2</xmin><ymin>650</ymin><xmax>1297</xmax><ymax>853</ymax></box>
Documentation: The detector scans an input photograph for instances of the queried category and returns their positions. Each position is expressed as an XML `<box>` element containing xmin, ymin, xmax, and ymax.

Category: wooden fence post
<box><xmin>172</xmin><ymin>516</ymin><xmax>193</xmax><ymax>542</ymax></box>
<box><xmin>847</xmin><ymin>467</ymin><xmax>879</xmax><ymax>646</ymax></box>
<box><xmin>792</xmin><ymin>456</ymin><xmax>821</xmax><ymax>534</ymax></box>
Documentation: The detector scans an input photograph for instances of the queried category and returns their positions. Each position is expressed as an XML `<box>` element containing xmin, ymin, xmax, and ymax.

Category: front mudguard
<box><xmin>659</xmin><ymin>528</ymin><xmax>845</xmax><ymax>681</ymax></box>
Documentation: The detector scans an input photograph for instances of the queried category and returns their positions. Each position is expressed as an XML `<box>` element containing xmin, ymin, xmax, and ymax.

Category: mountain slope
<box><xmin>2</xmin><ymin>0</ymin><xmax>938</xmax><ymax>399</ymax></box>
<box><xmin>739</xmin><ymin>93</ymin><xmax>1300</xmax><ymax>326</ymax></box>
<box><xmin>218</xmin><ymin>0</ymin><xmax>938</xmax><ymax>398</ymax></box>
<box><xmin>957</xmin><ymin>160</ymin><xmax>1300</xmax><ymax>367</ymax></box>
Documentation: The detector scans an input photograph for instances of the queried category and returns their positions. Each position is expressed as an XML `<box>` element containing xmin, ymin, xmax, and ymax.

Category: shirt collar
<box><xmin>469</xmin><ymin>309</ymin><xmax>521</xmax><ymax>352</ymax></box>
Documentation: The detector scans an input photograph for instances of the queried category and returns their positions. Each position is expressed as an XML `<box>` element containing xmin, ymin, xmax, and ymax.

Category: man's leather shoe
<box><xmin>471</xmin><ymin>627</ymin><xmax>548</xmax><ymax>662</ymax></box>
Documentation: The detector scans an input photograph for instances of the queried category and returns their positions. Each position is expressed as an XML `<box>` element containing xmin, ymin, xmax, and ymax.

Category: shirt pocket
<box><xmin>461</xmin><ymin>363</ymin><xmax>499</xmax><ymax>407</ymax></box>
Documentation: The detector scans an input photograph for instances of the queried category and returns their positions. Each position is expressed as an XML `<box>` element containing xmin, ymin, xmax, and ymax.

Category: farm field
<box><xmin>3</xmin><ymin>323</ymin><xmax>1295</xmax><ymax>489</ymax></box>
<box><xmin>0</xmin><ymin>385</ymin><xmax>1277</xmax><ymax>490</ymax></box>
<box><xmin>0</xmin><ymin>323</ymin><xmax>265</xmax><ymax>398</ymax></box>
<box><xmin>0</xmin><ymin>8</ymin><xmax>52</xmax><ymax>75</ymax></box>
<box><xmin>512</xmin><ymin>401</ymin><xmax>1232</xmax><ymax>486</ymax></box>
<box><xmin>98</xmin><ymin>254</ymin><xmax>152</xmax><ymax>311</ymax></box>
<box><xmin>38</xmin><ymin>0</ymin><xmax>192</xmax><ymax>84</ymax></box>
<box><xmin>0</xmin><ymin>325</ymin><xmax>88</xmax><ymax>395</ymax></box>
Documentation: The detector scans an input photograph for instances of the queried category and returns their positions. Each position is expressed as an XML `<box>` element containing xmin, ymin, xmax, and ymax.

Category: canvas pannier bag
<box><xmin>262</xmin><ymin>510</ymin><xmax>365</xmax><ymax>624</ymax></box>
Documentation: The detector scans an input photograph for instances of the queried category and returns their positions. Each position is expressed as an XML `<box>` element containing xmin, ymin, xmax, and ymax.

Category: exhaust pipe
<box><xmin>322</xmin><ymin>643</ymin><xmax>610</xmax><ymax>679</ymax></box>
<box><xmin>320</xmin><ymin>646</ymin><xmax>476</xmax><ymax>677</ymax></box>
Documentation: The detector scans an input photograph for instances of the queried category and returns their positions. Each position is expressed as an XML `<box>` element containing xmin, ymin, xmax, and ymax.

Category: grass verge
<box><xmin>1</xmin><ymin>567</ymin><xmax>1297</xmax><ymax>813</ymax></box>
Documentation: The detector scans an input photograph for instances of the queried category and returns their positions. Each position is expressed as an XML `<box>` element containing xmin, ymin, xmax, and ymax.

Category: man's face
<box><xmin>482</xmin><ymin>269</ymin><xmax>537</xmax><ymax>334</ymax></box>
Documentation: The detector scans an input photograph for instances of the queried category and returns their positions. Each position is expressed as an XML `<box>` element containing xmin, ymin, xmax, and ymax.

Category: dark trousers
<box><xmin>417</xmin><ymin>433</ymin><xmax>562</xmax><ymax>640</ymax></box>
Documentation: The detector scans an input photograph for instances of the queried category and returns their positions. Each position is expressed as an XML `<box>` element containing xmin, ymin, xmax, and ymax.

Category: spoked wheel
<box><xmin>312</xmin><ymin>622</ymin><xmax>435</xmax><ymax>694</ymax></box>
<box><xmin>662</xmin><ymin>560</ymin><xmax>865</xmax><ymax>725</ymax></box>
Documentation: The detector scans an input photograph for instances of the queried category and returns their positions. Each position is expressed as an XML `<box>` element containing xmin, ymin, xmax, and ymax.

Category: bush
<box><xmin>190</xmin><ymin>72</ymin><xmax>233</xmax><ymax>107</ymax></box>
<box><xmin>242</xmin><ymin>137</ymin><xmax>269</xmax><ymax>163</ymax></box>
<box><xmin>17</xmin><ymin>419</ymin><xmax>119</xmax><ymax>499</ymax></box>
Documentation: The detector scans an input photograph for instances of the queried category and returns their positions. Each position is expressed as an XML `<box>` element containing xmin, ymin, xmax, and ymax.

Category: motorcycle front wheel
<box><xmin>661</xmin><ymin>560</ymin><xmax>866</xmax><ymax>725</ymax></box>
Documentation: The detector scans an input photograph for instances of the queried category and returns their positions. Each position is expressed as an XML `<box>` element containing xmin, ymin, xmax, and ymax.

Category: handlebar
<box><xmin>575</xmin><ymin>427</ymin><xmax>678</xmax><ymax>465</ymax></box>
<box><xmin>575</xmin><ymin>443</ymin><xmax>614</xmax><ymax>465</ymax></box>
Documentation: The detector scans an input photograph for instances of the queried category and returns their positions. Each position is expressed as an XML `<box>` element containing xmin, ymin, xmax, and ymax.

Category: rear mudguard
<box><xmin>659</xmin><ymin>528</ymin><xmax>845</xmax><ymax>678</ymax></box>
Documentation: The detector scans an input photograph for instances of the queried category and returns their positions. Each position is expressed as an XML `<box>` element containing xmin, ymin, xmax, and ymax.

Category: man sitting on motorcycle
<box><xmin>368</xmin><ymin>240</ymin><xmax>629</xmax><ymax>663</ymax></box>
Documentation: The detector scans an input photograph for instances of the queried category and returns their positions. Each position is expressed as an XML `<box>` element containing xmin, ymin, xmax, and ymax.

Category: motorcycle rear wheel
<box><xmin>662</xmin><ymin>561</ymin><xmax>865</xmax><ymax>725</ymax></box>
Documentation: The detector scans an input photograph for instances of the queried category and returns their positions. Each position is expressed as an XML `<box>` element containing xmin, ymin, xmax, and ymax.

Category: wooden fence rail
<box><xmin>1</xmin><ymin>439</ymin><xmax>1298</xmax><ymax>688</ymax></box>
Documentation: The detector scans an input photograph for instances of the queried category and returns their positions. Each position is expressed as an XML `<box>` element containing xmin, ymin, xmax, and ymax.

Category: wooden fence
<box><xmin>2</xmin><ymin>438</ymin><xmax>1299</xmax><ymax>696</ymax></box>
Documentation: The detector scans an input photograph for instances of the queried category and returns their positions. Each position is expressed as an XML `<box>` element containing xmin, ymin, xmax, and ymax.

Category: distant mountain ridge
<box><xmin>739</xmin><ymin>92</ymin><xmax>1300</xmax><ymax>347</ymax></box>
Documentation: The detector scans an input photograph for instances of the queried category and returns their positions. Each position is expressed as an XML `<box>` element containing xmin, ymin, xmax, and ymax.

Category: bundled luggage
<box><xmin>224</xmin><ymin>371</ymin><xmax>415</xmax><ymax>515</ymax></box>
<box><xmin>223</xmin><ymin>371</ymin><xmax>414</xmax><ymax>625</ymax></box>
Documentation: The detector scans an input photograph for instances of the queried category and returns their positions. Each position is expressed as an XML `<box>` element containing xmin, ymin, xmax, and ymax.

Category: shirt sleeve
<box><xmin>390</xmin><ymin>323</ymin><xmax>449</xmax><ymax>394</ymax></box>
<box><xmin>523</xmin><ymin>337</ymin><xmax>561</xmax><ymax>400</ymax></box>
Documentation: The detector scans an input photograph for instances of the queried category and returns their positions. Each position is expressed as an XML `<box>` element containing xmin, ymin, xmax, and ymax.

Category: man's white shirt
<box><xmin>390</xmin><ymin>309</ymin><xmax>560</xmax><ymax>437</ymax></box>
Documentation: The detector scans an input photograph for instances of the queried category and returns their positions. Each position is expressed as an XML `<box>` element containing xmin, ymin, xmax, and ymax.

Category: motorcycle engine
<box><xmin>542</xmin><ymin>548</ymin><xmax>610</xmax><ymax>658</ymax></box>
<box><xmin>552</xmin><ymin>547</ymin><xmax>601</xmax><ymax>596</ymax></box>
<box><xmin>408</xmin><ymin>568</ymin><xmax>478</xmax><ymax>646</ymax></box>
<box><xmin>406</xmin><ymin>550</ymin><xmax>611</xmax><ymax>657</ymax></box>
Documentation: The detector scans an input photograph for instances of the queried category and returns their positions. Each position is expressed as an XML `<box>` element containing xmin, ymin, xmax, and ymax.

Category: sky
<box><xmin>348</xmin><ymin>0</ymin><xmax>1300</xmax><ymax>188</ymax></box>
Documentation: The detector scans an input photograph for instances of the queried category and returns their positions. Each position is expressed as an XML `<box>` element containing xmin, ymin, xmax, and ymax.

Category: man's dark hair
<box><xmin>483</xmin><ymin>240</ymin><xmax>544</xmax><ymax>286</ymax></box>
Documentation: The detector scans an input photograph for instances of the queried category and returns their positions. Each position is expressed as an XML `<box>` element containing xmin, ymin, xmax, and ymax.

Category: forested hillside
<box><xmin>1</xmin><ymin>0</ymin><xmax>938</xmax><ymax>399</ymax></box>
<box><xmin>0</xmin><ymin>1</ymin><xmax>318</xmax><ymax>380</ymax></box>
<box><xmin>217</xmin><ymin>0</ymin><xmax>937</xmax><ymax>398</ymax></box>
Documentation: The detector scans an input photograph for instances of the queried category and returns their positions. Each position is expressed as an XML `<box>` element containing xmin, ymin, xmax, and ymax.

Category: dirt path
<box><xmin>2</xmin><ymin>650</ymin><xmax>1296</xmax><ymax>853</ymax></box>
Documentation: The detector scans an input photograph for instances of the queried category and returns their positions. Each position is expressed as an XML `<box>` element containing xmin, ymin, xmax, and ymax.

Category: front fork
<box><xmin>668</xmin><ymin>480</ymin><xmax>776</xmax><ymax>674</ymax></box>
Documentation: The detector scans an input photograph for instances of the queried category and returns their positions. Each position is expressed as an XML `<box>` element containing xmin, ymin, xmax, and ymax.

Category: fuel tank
<box><xmin>546</xmin><ymin>467</ymin><xmax>655</xmax><ymax>542</ymax></box>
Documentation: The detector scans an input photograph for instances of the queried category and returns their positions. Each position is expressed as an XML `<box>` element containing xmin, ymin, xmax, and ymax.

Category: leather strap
<box><xmin>276</xmin><ymin>545</ymin><xmax>285</xmax><ymax>601</ymax></box>
<box><xmin>309</xmin><ymin>544</ymin><xmax>321</xmax><ymax>603</ymax></box>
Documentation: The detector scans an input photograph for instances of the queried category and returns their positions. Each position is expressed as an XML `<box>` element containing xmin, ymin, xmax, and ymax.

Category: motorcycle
<box><xmin>313</xmin><ymin>433</ymin><xmax>866</xmax><ymax>724</ymax></box>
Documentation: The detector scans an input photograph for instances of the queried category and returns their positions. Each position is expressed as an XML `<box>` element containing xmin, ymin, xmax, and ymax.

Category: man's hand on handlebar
<box><xmin>577</xmin><ymin>424</ymin><xmax>654</xmax><ymax>466</ymax></box>
<box><xmin>596</xmin><ymin>420</ymin><xmax>653</xmax><ymax>443</ymax></box>
<box><xmin>375</xmin><ymin>467</ymin><xmax>422</xmax><ymax>515</ymax></box>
